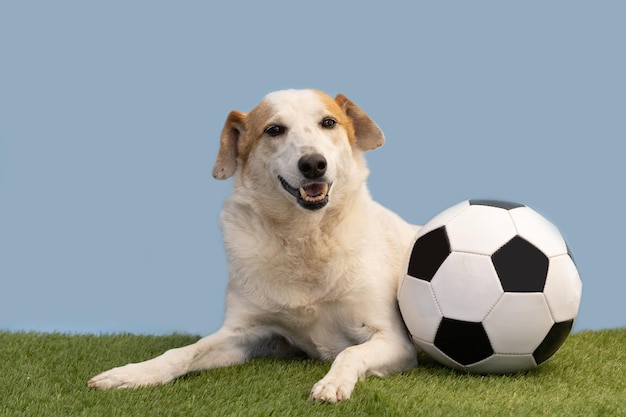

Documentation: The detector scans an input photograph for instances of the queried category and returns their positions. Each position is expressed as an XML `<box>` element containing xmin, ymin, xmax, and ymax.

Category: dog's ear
<box><xmin>335</xmin><ymin>94</ymin><xmax>385</xmax><ymax>151</ymax></box>
<box><xmin>212</xmin><ymin>110</ymin><xmax>247</xmax><ymax>180</ymax></box>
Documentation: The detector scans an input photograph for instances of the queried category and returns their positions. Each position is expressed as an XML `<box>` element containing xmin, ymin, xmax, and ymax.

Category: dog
<box><xmin>88</xmin><ymin>89</ymin><xmax>421</xmax><ymax>402</ymax></box>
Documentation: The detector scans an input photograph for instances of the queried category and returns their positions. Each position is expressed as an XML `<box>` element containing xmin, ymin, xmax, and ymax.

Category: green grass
<box><xmin>1</xmin><ymin>329</ymin><xmax>624</xmax><ymax>417</ymax></box>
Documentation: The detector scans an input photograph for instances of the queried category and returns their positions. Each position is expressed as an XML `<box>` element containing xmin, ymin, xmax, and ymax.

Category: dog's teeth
<box><xmin>321</xmin><ymin>183</ymin><xmax>329</xmax><ymax>197</ymax></box>
<box><xmin>299</xmin><ymin>183</ymin><xmax>329</xmax><ymax>202</ymax></box>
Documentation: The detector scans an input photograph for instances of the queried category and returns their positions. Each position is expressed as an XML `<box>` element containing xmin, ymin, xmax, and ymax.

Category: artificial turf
<box><xmin>1</xmin><ymin>328</ymin><xmax>624</xmax><ymax>416</ymax></box>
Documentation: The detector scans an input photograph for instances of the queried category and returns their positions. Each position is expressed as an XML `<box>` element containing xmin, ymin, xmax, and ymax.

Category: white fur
<box><xmin>88</xmin><ymin>89</ymin><xmax>421</xmax><ymax>402</ymax></box>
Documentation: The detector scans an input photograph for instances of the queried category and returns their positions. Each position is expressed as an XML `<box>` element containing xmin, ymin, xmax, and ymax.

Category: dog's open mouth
<box><xmin>278</xmin><ymin>176</ymin><xmax>331</xmax><ymax>210</ymax></box>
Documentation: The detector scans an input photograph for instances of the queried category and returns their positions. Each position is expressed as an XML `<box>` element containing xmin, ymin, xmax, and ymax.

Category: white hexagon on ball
<box><xmin>398</xmin><ymin>276</ymin><xmax>442</xmax><ymax>344</ymax></box>
<box><xmin>431</xmin><ymin>252</ymin><xmax>503</xmax><ymax>322</ymax></box>
<box><xmin>446</xmin><ymin>205</ymin><xmax>517</xmax><ymax>255</ymax></box>
<box><xmin>483</xmin><ymin>293</ymin><xmax>554</xmax><ymax>354</ymax></box>
<box><xmin>466</xmin><ymin>354</ymin><xmax>538</xmax><ymax>374</ymax></box>
<box><xmin>544</xmin><ymin>254</ymin><xmax>583</xmax><ymax>322</ymax></box>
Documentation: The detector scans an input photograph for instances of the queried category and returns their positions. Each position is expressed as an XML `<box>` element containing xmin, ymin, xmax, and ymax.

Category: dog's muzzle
<box><xmin>278</xmin><ymin>176</ymin><xmax>331</xmax><ymax>211</ymax></box>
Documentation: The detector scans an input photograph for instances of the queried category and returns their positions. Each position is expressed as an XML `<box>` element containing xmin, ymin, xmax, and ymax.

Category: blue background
<box><xmin>1</xmin><ymin>1</ymin><xmax>624</xmax><ymax>335</ymax></box>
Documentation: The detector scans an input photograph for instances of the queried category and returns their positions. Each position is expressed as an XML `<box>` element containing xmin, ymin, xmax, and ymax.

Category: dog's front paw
<box><xmin>309</xmin><ymin>377</ymin><xmax>355</xmax><ymax>403</ymax></box>
<box><xmin>87</xmin><ymin>363</ymin><xmax>167</xmax><ymax>390</ymax></box>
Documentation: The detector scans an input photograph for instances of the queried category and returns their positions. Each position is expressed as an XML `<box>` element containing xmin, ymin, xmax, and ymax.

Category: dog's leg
<box><xmin>309</xmin><ymin>332</ymin><xmax>417</xmax><ymax>402</ymax></box>
<box><xmin>88</xmin><ymin>327</ymin><xmax>252</xmax><ymax>390</ymax></box>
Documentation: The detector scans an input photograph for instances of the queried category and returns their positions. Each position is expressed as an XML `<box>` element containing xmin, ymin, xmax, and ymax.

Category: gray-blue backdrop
<box><xmin>1</xmin><ymin>1</ymin><xmax>624</xmax><ymax>335</ymax></box>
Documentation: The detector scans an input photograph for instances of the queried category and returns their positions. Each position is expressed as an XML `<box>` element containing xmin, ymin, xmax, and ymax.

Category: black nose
<box><xmin>298</xmin><ymin>153</ymin><xmax>327</xmax><ymax>179</ymax></box>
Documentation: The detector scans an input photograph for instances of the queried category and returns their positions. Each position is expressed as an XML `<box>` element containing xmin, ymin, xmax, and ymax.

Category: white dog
<box><xmin>88</xmin><ymin>89</ymin><xmax>421</xmax><ymax>402</ymax></box>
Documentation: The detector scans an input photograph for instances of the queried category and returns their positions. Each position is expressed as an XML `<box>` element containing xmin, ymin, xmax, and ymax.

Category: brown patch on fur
<box><xmin>213</xmin><ymin>110</ymin><xmax>246</xmax><ymax>179</ymax></box>
<box><xmin>242</xmin><ymin>99</ymin><xmax>275</xmax><ymax>161</ymax></box>
<box><xmin>213</xmin><ymin>99</ymin><xmax>277</xmax><ymax>179</ymax></box>
<box><xmin>314</xmin><ymin>90</ymin><xmax>357</xmax><ymax>146</ymax></box>
<box><xmin>334</xmin><ymin>93</ymin><xmax>385</xmax><ymax>151</ymax></box>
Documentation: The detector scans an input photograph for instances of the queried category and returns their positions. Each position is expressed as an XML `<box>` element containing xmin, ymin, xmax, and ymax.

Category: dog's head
<box><xmin>213</xmin><ymin>89</ymin><xmax>384</xmax><ymax>212</ymax></box>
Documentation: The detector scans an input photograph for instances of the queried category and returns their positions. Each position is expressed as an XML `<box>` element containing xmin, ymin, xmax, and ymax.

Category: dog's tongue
<box><xmin>299</xmin><ymin>183</ymin><xmax>329</xmax><ymax>202</ymax></box>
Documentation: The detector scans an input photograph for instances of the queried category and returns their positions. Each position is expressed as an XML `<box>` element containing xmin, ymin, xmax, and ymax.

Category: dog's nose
<box><xmin>298</xmin><ymin>153</ymin><xmax>327</xmax><ymax>179</ymax></box>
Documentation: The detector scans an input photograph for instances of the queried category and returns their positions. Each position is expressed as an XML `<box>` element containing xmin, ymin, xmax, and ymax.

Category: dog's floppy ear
<box><xmin>335</xmin><ymin>94</ymin><xmax>385</xmax><ymax>151</ymax></box>
<box><xmin>212</xmin><ymin>110</ymin><xmax>247</xmax><ymax>180</ymax></box>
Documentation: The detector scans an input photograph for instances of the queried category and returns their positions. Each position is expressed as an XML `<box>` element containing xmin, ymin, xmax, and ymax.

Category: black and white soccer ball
<box><xmin>398</xmin><ymin>199</ymin><xmax>582</xmax><ymax>374</ymax></box>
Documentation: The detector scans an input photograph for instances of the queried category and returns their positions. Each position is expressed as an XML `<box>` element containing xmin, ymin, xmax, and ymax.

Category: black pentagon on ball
<box><xmin>492</xmin><ymin>236</ymin><xmax>549</xmax><ymax>292</ymax></box>
<box><xmin>469</xmin><ymin>199</ymin><xmax>525</xmax><ymax>210</ymax></box>
<box><xmin>407</xmin><ymin>226</ymin><xmax>451</xmax><ymax>282</ymax></box>
<box><xmin>533</xmin><ymin>319</ymin><xmax>574</xmax><ymax>365</ymax></box>
<box><xmin>434</xmin><ymin>318</ymin><xmax>494</xmax><ymax>366</ymax></box>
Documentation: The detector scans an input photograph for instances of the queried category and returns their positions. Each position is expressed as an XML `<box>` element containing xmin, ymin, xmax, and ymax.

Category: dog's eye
<box><xmin>321</xmin><ymin>118</ymin><xmax>337</xmax><ymax>129</ymax></box>
<box><xmin>264</xmin><ymin>125</ymin><xmax>285</xmax><ymax>137</ymax></box>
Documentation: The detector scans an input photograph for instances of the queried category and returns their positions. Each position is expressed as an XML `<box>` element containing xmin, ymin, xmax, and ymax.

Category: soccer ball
<box><xmin>398</xmin><ymin>199</ymin><xmax>582</xmax><ymax>374</ymax></box>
